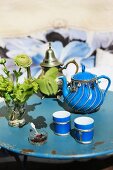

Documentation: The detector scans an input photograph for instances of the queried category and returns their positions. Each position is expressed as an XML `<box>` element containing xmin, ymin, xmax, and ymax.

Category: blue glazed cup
<box><xmin>74</xmin><ymin>116</ymin><xmax>94</xmax><ymax>144</ymax></box>
<box><xmin>53</xmin><ymin>111</ymin><xmax>71</xmax><ymax>136</ymax></box>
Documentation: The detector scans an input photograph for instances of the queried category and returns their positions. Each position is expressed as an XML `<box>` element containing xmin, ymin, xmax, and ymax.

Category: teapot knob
<box><xmin>82</xmin><ymin>64</ymin><xmax>85</xmax><ymax>72</ymax></box>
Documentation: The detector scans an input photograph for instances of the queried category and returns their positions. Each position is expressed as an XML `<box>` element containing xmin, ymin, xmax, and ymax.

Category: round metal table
<box><xmin>0</xmin><ymin>91</ymin><xmax>113</xmax><ymax>162</ymax></box>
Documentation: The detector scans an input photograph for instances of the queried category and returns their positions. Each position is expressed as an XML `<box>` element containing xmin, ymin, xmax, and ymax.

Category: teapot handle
<box><xmin>59</xmin><ymin>60</ymin><xmax>79</xmax><ymax>73</ymax></box>
<box><xmin>97</xmin><ymin>75</ymin><xmax>111</xmax><ymax>97</ymax></box>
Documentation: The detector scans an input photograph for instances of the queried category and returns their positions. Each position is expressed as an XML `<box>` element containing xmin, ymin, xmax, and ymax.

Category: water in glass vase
<box><xmin>7</xmin><ymin>102</ymin><xmax>26</xmax><ymax>127</ymax></box>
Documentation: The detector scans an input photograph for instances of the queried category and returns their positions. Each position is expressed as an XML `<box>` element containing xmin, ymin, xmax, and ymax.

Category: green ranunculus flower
<box><xmin>0</xmin><ymin>58</ymin><xmax>6</xmax><ymax>65</ymax></box>
<box><xmin>14</xmin><ymin>54</ymin><xmax>32</xmax><ymax>68</ymax></box>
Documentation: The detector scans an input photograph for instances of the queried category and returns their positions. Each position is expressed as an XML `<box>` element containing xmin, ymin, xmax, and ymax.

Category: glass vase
<box><xmin>7</xmin><ymin>102</ymin><xmax>26</xmax><ymax>127</ymax></box>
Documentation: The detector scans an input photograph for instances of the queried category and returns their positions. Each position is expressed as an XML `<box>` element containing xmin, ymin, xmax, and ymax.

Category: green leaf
<box><xmin>45</xmin><ymin>80</ymin><xmax>53</xmax><ymax>95</ymax></box>
<box><xmin>4</xmin><ymin>93</ymin><xmax>11</xmax><ymax>102</ymax></box>
<box><xmin>37</xmin><ymin>67</ymin><xmax>59</xmax><ymax>96</ymax></box>
<box><xmin>37</xmin><ymin>76</ymin><xmax>58</xmax><ymax>96</ymax></box>
<box><xmin>32</xmin><ymin>81</ymin><xmax>39</xmax><ymax>93</ymax></box>
<box><xmin>47</xmin><ymin>77</ymin><xmax>58</xmax><ymax>95</ymax></box>
<box><xmin>45</xmin><ymin>67</ymin><xmax>59</xmax><ymax>79</ymax></box>
<box><xmin>13</xmin><ymin>70</ymin><xmax>22</xmax><ymax>82</ymax></box>
<box><xmin>37</xmin><ymin>78</ymin><xmax>50</xmax><ymax>96</ymax></box>
<box><xmin>3</xmin><ymin>67</ymin><xmax>10</xmax><ymax>77</ymax></box>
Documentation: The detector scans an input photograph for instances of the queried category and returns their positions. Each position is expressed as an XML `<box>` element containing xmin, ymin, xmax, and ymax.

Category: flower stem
<box><xmin>27</xmin><ymin>67</ymin><xmax>31</xmax><ymax>79</ymax></box>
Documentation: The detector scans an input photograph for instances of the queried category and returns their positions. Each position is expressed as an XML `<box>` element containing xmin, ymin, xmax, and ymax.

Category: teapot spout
<box><xmin>58</xmin><ymin>76</ymin><xmax>70</xmax><ymax>98</ymax></box>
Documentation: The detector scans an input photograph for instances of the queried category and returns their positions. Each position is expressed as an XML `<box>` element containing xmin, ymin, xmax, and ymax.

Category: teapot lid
<box><xmin>40</xmin><ymin>42</ymin><xmax>62</xmax><ymax>67</ymax></box>
<box><xmin>72</xmin><ymin>65</ymin><xmax>96</xmax><ymax>81</ymax></box>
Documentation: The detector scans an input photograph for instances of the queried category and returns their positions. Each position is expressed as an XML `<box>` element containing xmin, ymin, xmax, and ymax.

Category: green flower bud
<box><xmin>14</xmin><ymin>54</ymin><xmax>32</xmax><ymax>68</ymax></box>
<box><xmin>0</xmin><ymin>58</ymin><xmax>6</xmax><ymax>64</ymax></box>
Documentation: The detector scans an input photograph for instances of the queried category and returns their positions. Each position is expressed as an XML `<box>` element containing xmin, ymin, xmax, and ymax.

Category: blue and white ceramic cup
<box><xmin>74</xmin><ymin>116</ymin><xmax>94</xmax><ymax>144</ymax></box>
<box><xmin>53</xmin><ymin>111</ymin><xmax>71</xmax><ymax>136</ymax></box>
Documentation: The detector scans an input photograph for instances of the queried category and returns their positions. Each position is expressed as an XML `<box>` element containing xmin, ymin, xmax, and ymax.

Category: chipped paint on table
<box><xmin>0</xmin><ymin>91</ymin><xmax>113</xmax><ymax>160</ymax></box>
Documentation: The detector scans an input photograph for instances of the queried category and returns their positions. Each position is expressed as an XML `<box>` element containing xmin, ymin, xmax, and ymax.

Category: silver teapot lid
<box><xmin>40</xmin><ymin>42</ymin><xmax>62</xmax><ymax>68</ymax></box>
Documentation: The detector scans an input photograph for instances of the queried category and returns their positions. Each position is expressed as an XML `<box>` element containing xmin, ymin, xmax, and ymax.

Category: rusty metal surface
<box><xmin>0</xmin><ymin>91</ymin><xmax>113</xmax><ymax>160</ymax></box>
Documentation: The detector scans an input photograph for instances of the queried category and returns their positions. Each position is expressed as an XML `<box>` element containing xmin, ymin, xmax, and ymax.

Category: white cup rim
<box><xmin>74</xmin><ymin>116</ymin><xmax>94</xmax><ymax>125</ymax></box>
<box><xmin>53</xmin><ymin>111</ymin><xmax>70</xmax><ymax>119</ymax></box>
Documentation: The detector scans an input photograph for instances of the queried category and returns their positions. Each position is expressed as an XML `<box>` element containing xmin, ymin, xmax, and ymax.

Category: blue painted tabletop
<box><xmin>0</xmin><ymin>91</ymin><xmax>113</xmax><ymax>160</ymax></box>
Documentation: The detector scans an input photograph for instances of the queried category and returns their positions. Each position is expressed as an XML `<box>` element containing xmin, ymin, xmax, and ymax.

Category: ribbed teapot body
<box><xmin>65</xmin><ymin>80</ymin><xmax>104</xmax><ymax>113</ymax></box>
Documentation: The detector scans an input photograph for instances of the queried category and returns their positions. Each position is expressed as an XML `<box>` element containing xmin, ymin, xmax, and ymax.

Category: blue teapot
<box><xmin>59</xmin><ymin>65</ymin><xmax>111</xmax><ymax>113</ymax></box>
